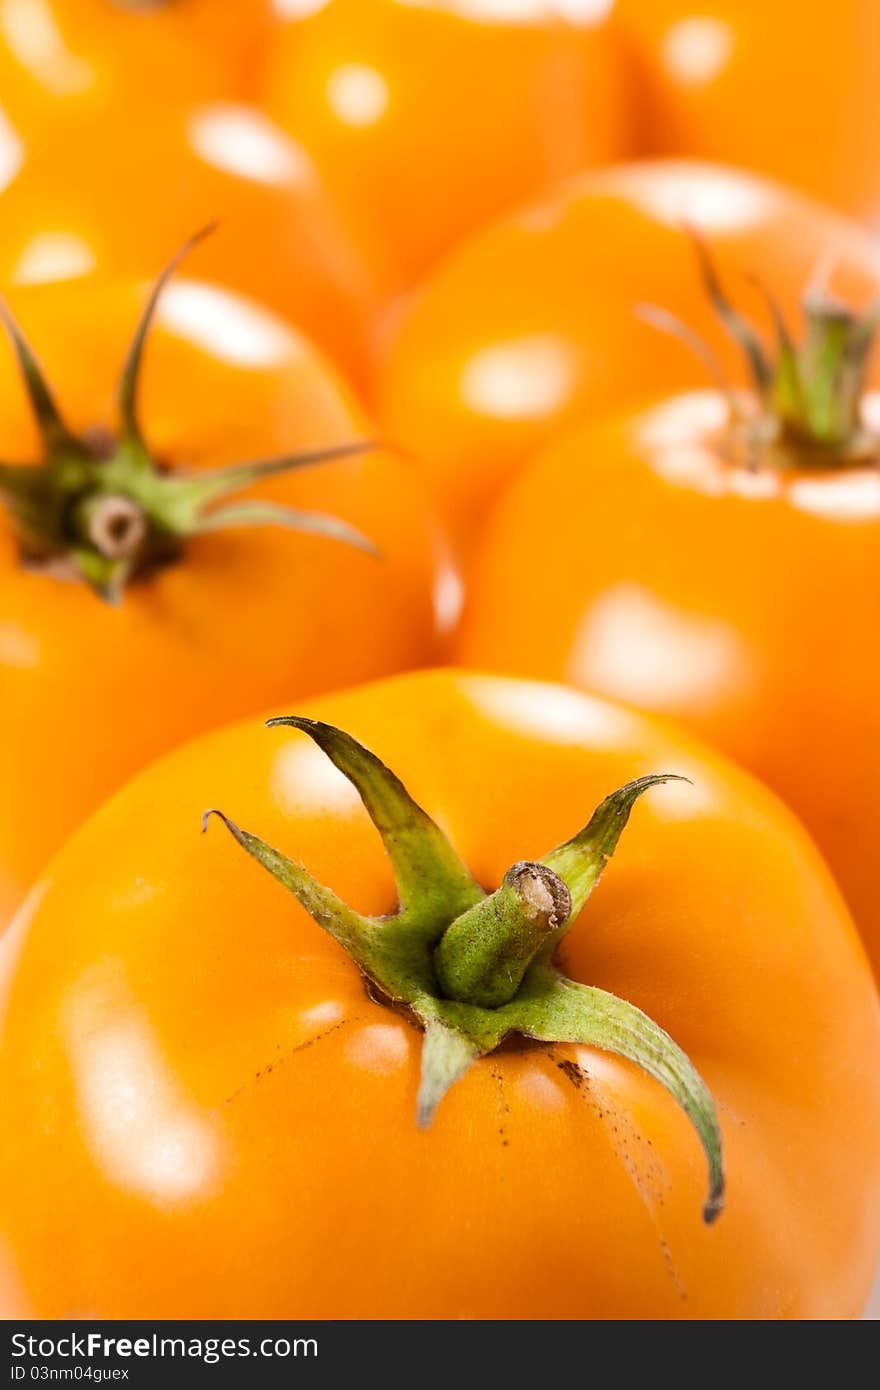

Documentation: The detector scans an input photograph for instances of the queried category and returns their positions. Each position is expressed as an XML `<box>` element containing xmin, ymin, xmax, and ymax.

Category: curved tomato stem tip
<box><xmin>541</xmin><ymin>774</ymin><xmax>689</xmax><ymax>921</ymax></box>
<box><xmin>117</xmin><ymin>223</ymin><xmax>217</xmax><ymax>450</ymax></box>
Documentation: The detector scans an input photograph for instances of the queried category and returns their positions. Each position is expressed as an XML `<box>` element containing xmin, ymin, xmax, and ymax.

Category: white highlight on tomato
<box><xmin>790</xmin><ymin>471</ymin><xmax>880</xmax><ymax>523</ymax></box>
<box><xmin>299</xmin><ymin>1001</ymin><xmax>347</xmax><ymax>1032</ymax></box>
<box><xmin>273</xmin><ymin>0</ymin><xmax>329</xmax><ymax>17</ymax></box>
<box><xmin>513</xmin><ymin>1068</ymin><xmax>567</xmax><ymax>1113</ymax></box>
<box><xmin>13</xmin><ymin>231</ymin><xmax>96</xmax><ymax>283</ymax></box>
<box><xmin>158</xmin><ymin>281</ymin><xmax>300</xmax><ymax>370</ymax></box>
<box><xmin>271</xmin><ymin>737</ymin><xmax>362</xmax><ymax>819</ymax></box>
<box><xmin>626</xmin><ymin>162</ymin><xmax>776</xmax><ymax>234</ymax></box>
<box><xmin>0</xmin><ymin>620</ymin><xmax>40</xmax><ymax>669</ymax></box>
<box><xmin>63</xmin><ymin>965</ymin><xmax>222</xmax><ymax>1205</ymax></box>
<box><xmin>571</xmin><ymin>584</ymin><xmax>748</xmax><ymax>715</ymax></box>
<box><xmin>0</xmin><ymin>0</ymin><xmax>91</xmax><ymax>94</ymax></box>
<box><xmin>189</xmin><ymin>104</ymin><xmax>312</xmax><ymax>188</ymax></box>
<box><xmin>461</xmin><ymin>334</ymin><xmax>578</xmax><ymax>420</ymax></box>
<box><xmin>469</xmin><ymin>676</ymin><xmax>639</xmax><ymax>749</ymax></box>
<box><xmin>394</xmin><ymin>0</ymin><xmax>613</xmax><ymax>24</ymax></box>
<box><xmin>0</xmin><ymin>106</ymin><xmax>23</xmax><ymax>192</ymax></box>
<box><xmin>434</xmin><ymin>558</ymin><xmax>466</xmax><ymax>636</ymax></box>
<box><xmin>344</xmin><ymin>1024</ymin><xmax>410</xmax><ymax>1076</ymax></box>
<box><xmin>326</xmin><ymin>63</ymin><xmax>390</xmax><ymax>127</ymax></box>
<box><xmin>662</xmin><ymin>16</ymin><xmax>735</xmax><ymax>86</ymax></box>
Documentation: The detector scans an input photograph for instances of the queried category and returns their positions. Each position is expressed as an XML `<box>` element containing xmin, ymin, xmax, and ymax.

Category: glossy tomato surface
<box><xmin>0</xmin><ymin>0</ymin><xmax>273</xmax><ymax>130</ymax></box>
<box><xmin>375</xmin><ymin>161</ymin><xmax>880</xmax><ymax>542</ymax></box>
<box><xmin>0</xmin><ymin>672</ymin><xmax>878</xmax><ymax>1319</ymax></box>
<box><xmin>0</xmin><ymin>278</ymin><xmax>445</xmax><ymax>926</ymax></box>
<box><xmin>0</xmin><ymin>100</ymin><xmax>375</xmax><ymax>382</ymax></box>
<box><xmin>618</xmin><ymin>1</ymin><xmax>880</xmax><ymax>218</ymax></box>
<box><xmin>458</xmin><ymin>392</ymin><xmax>880</xmax><ymax>972</ymax></box>
<box><xmin>261</xmin><ymin>0</ymin><xmax>631</xmax><ymax>295</ymax></box>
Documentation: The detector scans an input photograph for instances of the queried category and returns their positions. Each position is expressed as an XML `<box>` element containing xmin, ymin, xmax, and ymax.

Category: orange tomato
<box><xmin>375</xmin><ymin>161</ymin><xmax>880</xmax><ymax>544</ymax></box>
<box><xmin>260</xmin><ymin>0</ymin><xmax>631</xmax><ymax>296</ymax></box>
<box><xmin>0</xmin><ymin>0</ymin><xmax>273</xmax><ymax>130</ymax></box>
<box><xmin>0</xmin><ymin>274</ymin><xmax>446</xmax><ymax>927</ymax></box>
<box><xmin>0</xmin><ymin>671</ymin><xmax>878</xmax><ymax>1318</ymax></box>
<box><xmin>0</xmin><ymin>100</ymin><xmax>376</xmax><ymax>383</ymax></box>
<box><xmin>618</xmin><ymin>1</ymin><xmax>880</xmax><ymax>219</ymax></box>
<box><xmin>458</xmin><ymin>391</ymin><xmax>880</xmax><ymax>972</ymax></box>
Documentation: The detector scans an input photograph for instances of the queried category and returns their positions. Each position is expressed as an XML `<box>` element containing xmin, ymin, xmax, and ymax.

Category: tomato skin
<box><xmin>457</xmin><ymin>391</ymin><xmax>880</xmax><ymax>974</ymax></box>
<box><xmin>375</xmin><ymin>161</ymin><xmax>880</xmax><ymax>544</ymax></box>
<box><xmin>0</xmin><ymin>0</ymin><xmax>273</xmax><ymax>129</ymax></box>
<box><xmin>260</xmin><ymin>0</ymin><xmax>631</xmax><ymax>296</ymax></box>
<box><xmin>618</xmin><ymin>1</ymin><xmax>880</xmax><ymax>219</ymax></box>
<box><xmin>0</xmin><ymin>278</ymin><xmax>445</xmax><ymax>927</ymax></box>
<box><xmin>1</xmin><ymin>670</ymin><xmax>878</xmax><ymax>1319</ymax></box>
<box><xmin>0</xmin><ymin>100</ymin><xmax>376</xmax><ymax>383</ymax></box>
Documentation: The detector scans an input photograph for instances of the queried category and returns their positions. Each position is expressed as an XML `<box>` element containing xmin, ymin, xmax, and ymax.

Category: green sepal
<box><xmin>688</xmin><ymin>226</ymin><xmax>771</xmax><ymax>391</ymax></box>
<box><xmin>508</xmin><ymin>966</ymin><xmax>724</xmax><ymax>1223</ymax></box>
<box><xmin>202</xmin><ymin>808</ymin><xmax>375</xmax><ymax>963</ymax></box>
<box><xmin>116</xmin><ymin>223</ymin><xmax>216</xmax><ymax>451</ymax></box>
<box><xmin>71</xmin><ymin>548</ymin><xmax>131</xmax><ymax>606</ymax></box>
<box><xmin>415</xmin><ymin>1017</ymin><xmax>484</xmax><ymax>1129</ymax></box>
<box><xmin>266</xmin><ymin>717</ymin><xmax>484</xmax><ymax>934</ymax></box>
<box><xmin>194</xmin><ymin>502</ymin><xmax>378</xmax><ymax>556</ymax></box>
<box><xmin>0</xmin><ymin>299</ymin><xmax>84</xmax><ymax>456</ymax></box>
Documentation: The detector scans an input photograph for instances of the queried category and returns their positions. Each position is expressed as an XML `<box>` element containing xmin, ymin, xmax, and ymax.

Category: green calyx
<box><xmin>203</xmin><ymin>718</ymin><xmax>724</xmax><ymax>1224</ymax></box>
<box><xmin>0</xmin><ymin>227</ymin><xmax>377</xmax><ymax>603</ymax></box>
<box><xmin>641</xmin><ymin>228</ymin><xmax>880</xmax><ymax>467</ymax></box>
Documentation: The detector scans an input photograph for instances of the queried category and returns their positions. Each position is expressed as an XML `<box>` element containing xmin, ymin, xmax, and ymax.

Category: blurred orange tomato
<box><xmin>375</xmin><ymin>161</ymin><xmax>880</xmax><ymax>545</ymax></box>
<box><xmin>261</xmin><ymin>0</ymin><xmax>631</xmax><ymax>296</ymax></box>
<box><xmin>2</xmin><ymin>671</ymin><xmax>879</xmax><ymax>1317</ymax></box>
<box><xmin>618</xmin><ymin>1</ymin><xmax>880</xmax><ymax>219</ymax></box>
<box><xmin>0</xmin><ymin>100</ymin><xmax>376</xmax><ymax>382</ymax></box>
<box><xmin>457</xmin><ymin>391</ymin><xmax>880</xmax><ymax>973</ymax></box>
<box><xmin>0</xmin><ymin>274</ymin><xmax>446</xmax><ymax>926</ymax></box>
<box><xmin>0</xmin><ymin>0</ymin><xmax>273</xmax><ymax>130</ymax></box>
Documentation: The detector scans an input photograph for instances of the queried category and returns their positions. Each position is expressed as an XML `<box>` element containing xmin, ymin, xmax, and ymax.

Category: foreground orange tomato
<box><xmin>1</xmin><ymin>671</ymin><xmax>878</xmax><ymax>1319</ymax></box>
<box><xmin>458</xmin><ymin>259</ymin><xmax>880</xmax><ymax>970</ymax></box>
<box><xmin>0</xmin><ymin>0</ymin><xmax>273</xmax><ymax>131</ymax></box>
<box><xmin>619</xmin><ymin>1</ymin><xmax>880</xmax><ymax>219</ymax></box>
<box><xmin>376</xmin><ymin>161</ymin><xmax>880</xmax><ymax>542</ymax></box>
<box><xmin>0</xmin><ymin>268</ymin><xmax>444</xmax><ymax>927</ymax></box>
<box><xmin>261</xmin><ymin>0</ymin><xmax>631</xmax><ymax>296</ymax></box>
<box><xmin>0</xmin><ymin>100</ymin><xmax>375</xmax><ymax>382</ymax></box>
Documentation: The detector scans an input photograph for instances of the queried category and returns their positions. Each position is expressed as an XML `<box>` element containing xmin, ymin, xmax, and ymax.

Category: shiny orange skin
<box><xmin>0</xmin><ymin>278</ymin><xmax>446</xmax><ymax>927</ymax></box>
<box><xmin>0</xmin><ymin>671</ymin><xmax>878</xmax><ymax>1319</ymax></box>
<box><xmin>618</xmin><ymin>1</ymin><xmax>880</xmax><ymax>219</ymax></box>
<box><xmin>0</xmin><ymin>100</ymin><xmax>376</xmax><ymax>383</ymax></box>
<box><xmin>375</xmin><ymin>161</ymin><xmax>880</xmax><ymax>544</ymax></box>
<box><xmin>457</xmin><ymin>392</ymin><xmax>880</xmax><ymax>974</ymax></box>
<box><xmin>260</xmin><ymin>0</ymin><xmax>631</xmax><ymax>297</ymax></box>
<box><xmin>0</xmin><ymin>0</ymin><xmax>273</xmax><ymax>131</ymax></box>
